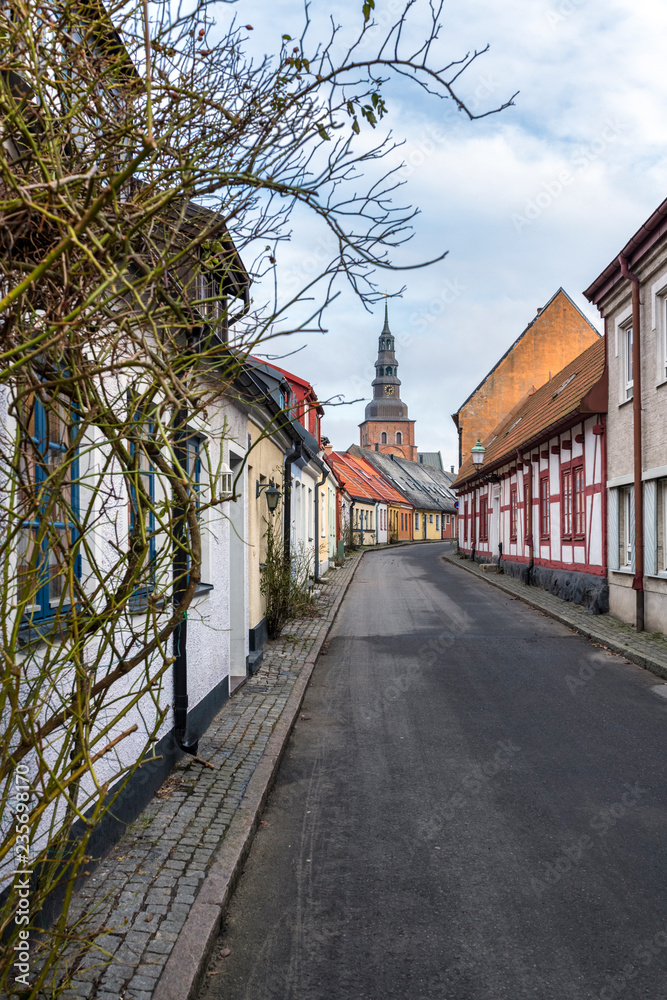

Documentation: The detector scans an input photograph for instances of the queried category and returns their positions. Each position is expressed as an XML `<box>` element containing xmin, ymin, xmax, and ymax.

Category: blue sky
<box><xmin>220</xmin><ymin>0</ymin><xmax>667</xmax><ymax>465</ymax></box>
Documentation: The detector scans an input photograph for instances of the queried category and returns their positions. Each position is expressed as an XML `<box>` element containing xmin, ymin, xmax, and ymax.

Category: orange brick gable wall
<box><xmin>455</xmin><ymin>290</ymin><xmax>599</xmax><ymax>465</ymax></box>
<box><xmin>359</xmin><ymin>419</ymin><xmax>417</xmax><ymax>461</ymax></box>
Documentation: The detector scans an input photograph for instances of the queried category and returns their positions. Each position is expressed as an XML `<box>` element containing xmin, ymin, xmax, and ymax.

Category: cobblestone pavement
<box><xmin>442</xmin><ymin>551</ymin><xmax>667</xmax><ymax>679</ymax></box>
<box><xmin>56</xmin><ymin>553</ymin><xmax>362</xmax><ymax>1000</ymax></box>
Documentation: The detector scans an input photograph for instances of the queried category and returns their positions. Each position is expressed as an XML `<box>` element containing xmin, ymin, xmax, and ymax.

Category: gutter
<box><xmin>618</xmin><ymin>253</ymin><xmax>645</xmax><ymax>631</ymax></box>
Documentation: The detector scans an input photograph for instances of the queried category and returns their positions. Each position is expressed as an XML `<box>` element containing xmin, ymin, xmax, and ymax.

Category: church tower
<box><xmin>359</xmin><ymin>304</ymin><xmax>417</xmax><ymax>461</ymax></box>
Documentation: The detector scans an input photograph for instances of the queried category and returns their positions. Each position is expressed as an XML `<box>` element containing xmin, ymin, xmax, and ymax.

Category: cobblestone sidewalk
<box><xmin>55</xmin><ymin>552</ymin><xmax>363</xmax><ymax>1000</ymax></box>
<box><xmin>442</xmin><ymin>551</ymin><xmax>667</xmax><ymax>680</ymax></box>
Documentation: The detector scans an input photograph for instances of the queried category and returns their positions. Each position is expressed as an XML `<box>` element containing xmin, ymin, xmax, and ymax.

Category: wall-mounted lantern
<box><xmin>471</xmin><ymin>440</ymin><xmax>486</xmax><ymax>466</ymax></box>
<box><xmin>256</xmin><ymin>479</ymin><xmax>281</xmax><ymax>513</ymax></box>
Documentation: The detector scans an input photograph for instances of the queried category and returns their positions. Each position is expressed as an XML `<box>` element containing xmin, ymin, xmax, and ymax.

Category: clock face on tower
<box><xmin>384</xmin><ymin>384</ymin><xmax>395</xmax><ymax>396</ymax></box>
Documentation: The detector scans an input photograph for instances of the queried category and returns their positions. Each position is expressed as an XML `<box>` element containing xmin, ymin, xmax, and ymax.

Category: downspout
<box><xmin>173</xmin><ymin>405</ymin><xmax>198</xmax><ymax>756</ymax></box>
<box><xmin>619</xmin><ymin>254</ymin><xmax>644</xmax><ymax>631</ymax></box>
<box><xmin>313</xmin><ymin>467</ymin><xmax>329</xmax><ymax>581</ymax></box>
<box><xmin>519</xmin><ymin>448</ymin><xmax>534</xmax><ymax>584</ymax></box>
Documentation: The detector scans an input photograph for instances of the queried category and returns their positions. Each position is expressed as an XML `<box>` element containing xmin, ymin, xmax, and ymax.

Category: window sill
<box><xmin>193</xmin><ymin>582</ymin><xmax>214</xmax><ymax>598</ymax></box>
<box><xmin>18</xmin><ymin>618</ymin><xmax>69</xmax><ymax>649</ymax></box>
<box><xmin>611</xmin><ymin>567</ymin><xmax>634</xmax><ymax>575</ymax></box>
<box><xmin>618</xmin><ymin>396</ymin><xmax>634</xmax><ymax>408</ymax></box>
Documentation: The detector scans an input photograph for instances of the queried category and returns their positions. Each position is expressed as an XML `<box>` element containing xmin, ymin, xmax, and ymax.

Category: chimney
<box><xmin>450</xmin><ymin>465</ymin><xmax>454</xmax><ymax>474</ymax></box>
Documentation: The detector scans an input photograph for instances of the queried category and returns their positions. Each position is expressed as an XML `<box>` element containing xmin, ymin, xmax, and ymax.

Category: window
<box><xmin>573</xmin><ymin>466</ymin><xmax>585</xmax><ymax>537</ymax></box>
<box><xmin>381</xmin><ymin>432</ymin><xmax>387</xmax><ymax>445</ymax></box>
<box><xmin>446</xmin><ymin>514</ymin><xmax>450</xmax><ymax>526</ymax></box>
<box><xmin>436</xmin><ymin>515</ymin><xmax>440</xmax><ymax>530</ymax></box>
<box><xmin>396</xmin><ymin>432</ymin><xmax>402</xmax><ymax>445</ymax></box>
<box><xmin>320</xmin><ymin>491</ymin><xmax>326</xmax><ymax>537</ymax></box>
<box><xmin>510</xmin><ymin>487</ymin><xmax>518</xmax><ymax>541</ymax></box>
<box><xmin>619</xmin><ymin>486</ymin><xmax>634</xmax><ymax>568</ymax></box>
<box><xmin>523</xmin><ymin>475</ymin><xmax>531</xmax><ymax>541</ymax></box>
<box><xmin>464</xmin><ymin>501</ymin><xmax>469</xmax><ymax>541</ymax></box>
<box><xmin>369</xmin><ymin>509</ymin><xmax>373</xmax><ymax>531</ymax></box>
<box><xmin>539</xmin><ymin>475</ymin><xmax>550</xmax><ymax>539</ymax></box>
<box><xmin>429</xmin><ymin>514</ymin><xmax>433</xmax><ymax>524</ymax></box>
<box><xmin>17</xmin><ymin>393</ymin><xmax>80</xmax><ymax>624</ymax></box>
<box><xmin>562</xmin><ymin>469</ymin><xmax>572</xmax><ymax>538</ymax></box>
<box><xmin>479</xmin><ymin>496</ymin><xmax>489</xmax><ymax>542</ymax></box>
<box><xmin>662</xmin><ymin>297</ymin><xmax>667</xmax><ymax>384</ymax></box>
<box><xmin>415</xmin><ymin>512</ymin><xmax>420</xmax><ymax>530</ymax></box>
<box><xmin>657</xmin><ymin>480</ymin><xmax>667</xmax><ymax>572</ymax></box>
<box><xmin>623</xmin><ymin>324</ymin><xmax>633</xmax><ymax>401</ymax></box>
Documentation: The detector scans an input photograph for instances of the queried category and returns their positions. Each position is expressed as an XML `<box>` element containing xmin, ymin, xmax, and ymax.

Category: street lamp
<box><xmin>256</xmin><ymin>479</ymin><xmax>282</xmax><ymax>513</ymax></box>
<box><xmin>471</xmin><ymin>440</ymin><xmax>486</xmax><ymax>467</ymax></box>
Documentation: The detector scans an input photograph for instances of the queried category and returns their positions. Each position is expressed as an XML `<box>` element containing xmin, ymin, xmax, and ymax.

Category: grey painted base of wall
<box><xmin>17</xmin><ymin>672</ymin><xmax>231</xmax><ymax>932</ymax></box>
<box><xmin>498</xmin><ymin>558</ymin><xmax>609</xmax><ymax>614</ymax></box>
<box><xmin>249</xmin><ymin>617</ymin><xmax>268</xmax><ymax>652</ymax></box>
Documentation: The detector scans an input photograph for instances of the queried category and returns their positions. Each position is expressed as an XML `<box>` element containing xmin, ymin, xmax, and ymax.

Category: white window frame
<box><xmin>619</xmin><ymin>485</ymin><xmax>634</xmax><ymax>570</ymax></box>
<box><xmin>622</xmin><ymin>323</ymin><xmax>633</xmax><ymax>402</ymax></box>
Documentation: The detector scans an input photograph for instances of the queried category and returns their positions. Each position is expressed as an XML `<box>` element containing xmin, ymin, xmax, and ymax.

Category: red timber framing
<box><xmin>452</xmin><ymin>337</ymin><xmax>608</xmax><ymax>600</ymax></box>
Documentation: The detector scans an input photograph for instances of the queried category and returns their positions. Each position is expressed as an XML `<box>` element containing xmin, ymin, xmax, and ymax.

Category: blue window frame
<box><xmin>18</xmin><ymin>394</ymin><xmax>80</xmax><ymax>624</ymax></box>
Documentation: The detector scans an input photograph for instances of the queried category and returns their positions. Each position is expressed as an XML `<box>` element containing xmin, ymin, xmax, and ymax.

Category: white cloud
<box><xmin>217</xmin><ymin>0</ymin><xmax>667</xmax><ymax>464</ymax></box>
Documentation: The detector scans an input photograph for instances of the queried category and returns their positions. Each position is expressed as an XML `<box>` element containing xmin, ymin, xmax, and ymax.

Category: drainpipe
<box><xmin>519</xmin><ymin>448</ymin><xmax>534</xmax><ymax>584</ymax></box>
<box><xmin>619</xmin><ymin>254</ymin><xmax>644</xmax><ymax>631</ymax></box>
<box><xmin>173</xmin><ymin>405</ymin><xmax>198</xmax><ymax>756</ymax></box>
<box><xmin>313</xmin><ymin>467</ymin><xmax>329</xmax><ymax>582</ymax></box>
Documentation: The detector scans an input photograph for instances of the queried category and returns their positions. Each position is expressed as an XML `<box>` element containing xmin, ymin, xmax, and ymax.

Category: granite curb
<box><xmin>155</xmin><ymin>549</ymin><xmax>367</xmax><ymax>1000</ymax></box>
<box><xmin>442</xmin><ymin>552</ymin><xmax>667</xmax><ymax>682</ymax></box>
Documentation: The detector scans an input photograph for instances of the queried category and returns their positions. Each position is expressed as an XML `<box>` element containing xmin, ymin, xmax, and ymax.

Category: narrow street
<box><xmin>200</xmin><ymin>542</ymin><xmax>667</xmax><ymax>1000</ymax></box>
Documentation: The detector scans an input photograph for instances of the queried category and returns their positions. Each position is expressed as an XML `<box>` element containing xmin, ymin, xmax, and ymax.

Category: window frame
<box><xmin>18</xmin><ymin>392</ymin><xmax>81</xmax><ymax>626</ymax></box>
<box><xmin>509</xmin><ymin>486</ymin><xmax>518</xmax><ymax>542</ymax></box>
<box><xmin>539</xmin><ymin>474</ymin><xmax>550</xmax><ymax>540</ymax></box>
<box><xmin>573</xmin><ymin>464</ymin><xmax>585</xmax><ymax>539</ymax></box>
<box><xmin>479</xmin><ymin>495</ymin><xmax>489</xmax><ymax>542</ymax></box>
<box><xmin>623</xmin><ymin>323</ymin><xmax>633</xmax><ymax>401</ymax></box>
<box><xmin>561</xmin><ymin>467</ymin><xmax>573</xmax><ymax>540</ymax></box>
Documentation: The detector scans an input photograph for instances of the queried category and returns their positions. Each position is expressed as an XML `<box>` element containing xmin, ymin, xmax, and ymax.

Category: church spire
<box><xmin>359</xmin><ymin>303</ymin><xmax>417</xmax><ymax>460</ymax></box>
<box><xmin>382</xmin><ymin>297</ymin><xmax>390</xmax><ymax>334</ymax></box>
<box><xmin>364</xmin><ymin>303</ymin><xmax>408</xmax><ymax>420</ymax></box>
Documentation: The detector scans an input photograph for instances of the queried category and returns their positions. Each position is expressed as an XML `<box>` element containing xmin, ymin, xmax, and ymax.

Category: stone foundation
<box><xmin>497</xmin><ymin>559</ymin><xmax>609</xmax><ymax>614</ymax></box>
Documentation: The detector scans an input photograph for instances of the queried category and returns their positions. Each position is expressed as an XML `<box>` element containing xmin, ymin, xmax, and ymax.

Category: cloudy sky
<box><xmin>226</xmin><ymin>0</ymin><xmax>667</xmax><ymax>465</ymax></box>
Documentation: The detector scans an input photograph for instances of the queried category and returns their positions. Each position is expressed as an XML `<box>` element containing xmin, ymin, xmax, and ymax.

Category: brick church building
<box><xmin>359</xmin><ymin>304</ymin><xmax>417</xmax><ymax>461</ymax></box>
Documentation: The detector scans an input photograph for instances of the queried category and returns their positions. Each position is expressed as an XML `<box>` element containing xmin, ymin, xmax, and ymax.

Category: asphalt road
<box><xmin>200</xmin><ymin>542</ymin><xmax>667</xmax><ymax>1000</ymax></box>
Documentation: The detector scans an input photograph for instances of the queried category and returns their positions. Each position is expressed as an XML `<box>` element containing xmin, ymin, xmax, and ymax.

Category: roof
<box><xmin>327</xmin><ymin>452</ymin><xmax>388</xmax><ymax>504</ymax></box>
<box><xmin>418</xmin><ymin>452</ymin><xmax>443</xmax><ymax>470</ymax></box>
<box><xmin>348</xmin><ymin>446</ymin><xmax>454</xmax><ymax>512</ymax></box>
<box><xmin>584</xmin><ymin>196</ymin><xmax>667</xmax><ymax>305</ymax></box>
<box><xmin>453</xmin><ymin>336</ymin><xmax>606</xmax><ymax>488</ymax></box>
<box><xmin>260</xmin><ymin>361</ymin><xmax>324</xmax><ymax>414</ymax></box>
<box><xmin>452</xmin><ymin>288</ymin><xmax>600</xmax><ymax>421</ymax></box>
<box><xmin>350</xmin><ymin>452</ymin><xmax>415</xmax><ymax>507</ymax></box>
